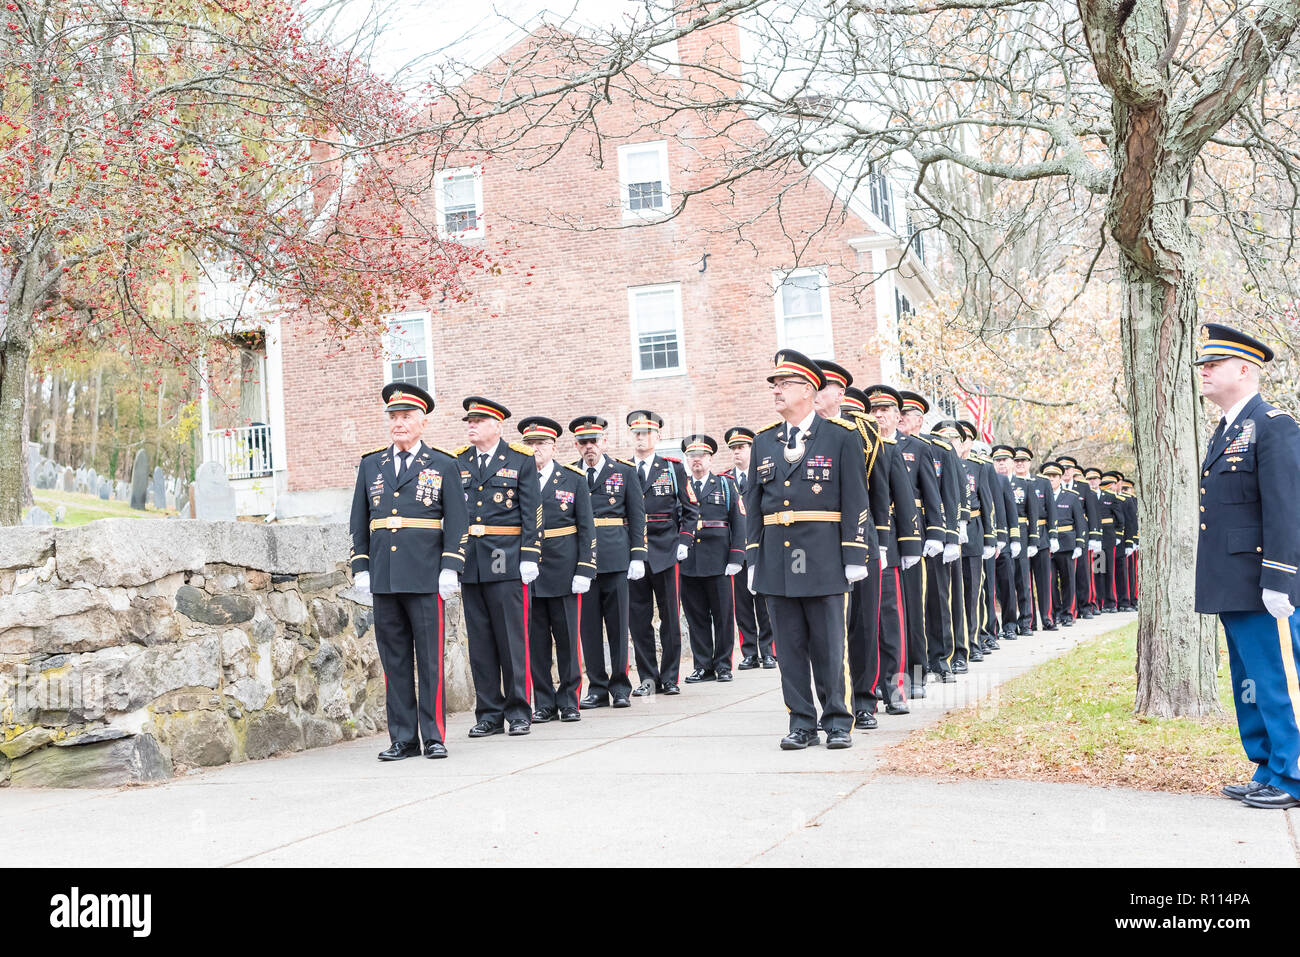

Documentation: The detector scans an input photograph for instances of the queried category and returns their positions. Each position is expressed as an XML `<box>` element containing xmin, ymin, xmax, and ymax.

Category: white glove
<box><xmin>981</xmin><ymin>545</ymin><xmax>995</xmax><ymax>561</ymax></box>
<box><xmin>923</xmin><ymin>539</ymin><xmax>943</xmax><ymax>558</ymax></box>
<box><xmin>943</xmin><ymin>543</ymin><xmax>961</xmax><ymax>563</ymax></box>
<box><xmin>725</xmin><ymin>562</ymin><xmax>742</xmax><ymax>577</ymax></box>
<box><xmin>845</xmin><ymin>564</ymin><xmax>869</xmax><ymax>583</ymax></box>
<box><xmin>1125</xmin><ymin>545</ymin><xmax>1135</xmax><ymax>556</ymax></box>
<box><xmin>1049</xmin><ymin>538</ymin><xmax>1060</xmax><ymax>554</ymax></box>
<box><xmin>1027</xmin><ymin>545</ymin><xmax>1038</xmax><ymax>558</ymax></box>
<box><xmin>627</xmin><ymin>560</ymin><xmax>646</xmax><ymax>581</ymax></box>
<box><xmin>520</xmin><ymin>561</ymin><xmax>539</xmax><ymax>585</ymax></box>
<box><xmin>878</xmin><ymin>546</ymin><xmax>889</xmax><ymax>566</ymax></box>
<box><xmin>747</xmin><ymin>565</ymin><xmax>756</xmax><ymax>591</ymax></box>
<box><xmin>571</xmin><ymin>575</ymin><xmax>591</xmax><ymax>595</ymax></box>
<box><xmin>902</xmin><ymin>555</ymin><xmax>921</xmax><ymax>570</ymax></box>
<box><xmin>437</xmin><ymin>569</ymin><xmax>459</xmax><ymax>601</ymax></box>
<box><xmin>676</xmin><ymin>543</ymin><xmax>690</xmax><ymax>561</ymax></box>
<box><xmin>352</xmin><ymin>570</ymin><xmax>371</xmax><ymax>592</ymax></box>
<box><xmin>1011</xmin><ymin>541</ymin><xmax>1021</xmax><ymax>558</ymax></box>
<box><xmin>957</xmin><ymin>521</ymin><xmax>969</xmax><ymax>545</ymax></box>
<box><xmin>1089</xmin><ymin>541</ymin><xmax>1102</xmax><ymax>554</ymax></box>
<box><xmin>1262</xmin><ymin>588</ymin><xmax>1294</xmax><ymax>620</ymax></box>
<box><xmin>1071</xmin><ymin>547</ymin><xmax>1082</xmax><ymax>560</ymax></box>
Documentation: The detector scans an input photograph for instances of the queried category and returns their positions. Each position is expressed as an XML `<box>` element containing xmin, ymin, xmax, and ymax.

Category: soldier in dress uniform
<box><xmin>349</xmin><ymin>382</ymin><xmax>468</xmax><ymax>761</ymax></box>
<box><xmin>961</xmin><ymin>424</ymin><xmax>1009</xmax><ymax>650</ymax></box>
<box><xmin>1019</xmin><ymin>448</ymin><xmax>1057</xmax><ymax>631</ymax></box>
<box><xmin>910</xmin><ymin>410</ymin><xmax>961</xmax><ymax>683</ymax></box>
<box><xmin>1010</xmin><ymin>446</ymin><xmax>1043</xmax><ymax>633</ymax></box>
<box><xmin>520</xmin><ymin>416</ymin><xmax>596</xmax><ymax>724</ymax></box>
<box><xmin>679</xmin><ymin>435</ymin><xmax>746</xmax><ymax>682</ymax></box>
<box><xmin>896</xmin><ymin>391</ymin><xmax>949</xmax><ymax>695</ymax></box>
<box><xmin>744</xmin><ymin>349</ymin><xmax>871</xmax><ymax>750</ymax></box>
<box><xmin>1059</xmin><ymin>456</ymin><xmax>1102</xmax><ymax>619</ymax></box>
<box><xmin>990</xmin><ymin>444</ymin><xmax>1023</xmax><ymax>641</ymax></box>
<box><xmin>1112</xmin><ymin>472</ymin><xmax>1136</xmax><ymax>611</ymax></box>
<box><xmin>1120</xmin><ymin>477</ymin><xmax>1140</xmax><ymax>607</ymax></box>
<box><xmin>724</xmin><ymin>427</ymin><xmax>776</xmax><ymax>670</ymax></box>
<box><xmin>455</xmin><ymin>397</ymin><xmax>543</xmax><ymax>737</ymax></box>
<box><xmin>1043</xmin><ymin>460</ymin><xmax>1086</xmax><ymax>626</ymax></box>
<box><xmin>1195</xmin><ymin>322</ymin><xmax>1300</xmax><ymax>809</ymax></box>
<box><xmin>1096</xmin><ymin>471</ymin><xmax>1123</xmax><ymax>612</ymax></box>
<box><xmin>571</xmin><ymin>416</ymin><xmax>647</xmax><ymax>709</ymax></box>
<box><xmin>934</xmin><ymin>419</ymin><xmax>979</xmax><ymax>671</ymax></box>
<box><xmin>626</xmin><ymin>410</ymin><xmax>700</xmax><ymax>693</ymax></box>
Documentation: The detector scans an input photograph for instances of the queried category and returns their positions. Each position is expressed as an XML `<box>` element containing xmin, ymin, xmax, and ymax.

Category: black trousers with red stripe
<box><xmin>924</xmin><ymin>555</ymin><xmax>956</xmax><ymax>674</ymax></box>
<box><xmin>580</xmin><ymin>571</ymin><xmax>631</xmax><ymax>702</ymax></box>
<box><xmin>463</xmin><ymin>579</ymin><xmax>531</xmax><ymax>727</ymax></box>
<box><xmin>530</xmin><ymin>593</ymin><xmax>581</xmax><ymax>712</ymax></box>
<box><xmin>373</xmin><ymin>592</ymin><xmax>445</xmax><ymax>746</ymax></box>
<box><xmin>1075</xmin><ymin>545</ymin><xmax>1098</xmax><ymax>613</ymax></box>
<box><xmin>847</xmin><ymin>557</ymin><xmax>880</xmax><ymax>713</ymax></box>
<box><xmin>865</xmin><ymin>564</ymin><xmax>908</xmax><ymax>709</ymax></box>
<box><xmin>681</xmin><ymin>572</ymin><xmax>735</xmax><ymax>674</ymax></box>
<box><xmin>1052</xmin><ymin>552</ymin><xmax>1077</xmax><ymax>621</ymax></box>
<box><xmin>629</xmin><ymin>566</ymin><xmax>683</xmax><ymax>686</ymax></box>
<box><xmin>901</xmin><ymin>561</ymin><xmax>928</xmax><ymax>689</ymax></box>
<box><xmin>1031</xmin><ymin>548</ymin><xmax>1053</xmax><ymax>627</ymax></box>
<box><xmin>734</xmin><ymin>565</ymin><xmax>774</xmax><ymax>658</ymax></box>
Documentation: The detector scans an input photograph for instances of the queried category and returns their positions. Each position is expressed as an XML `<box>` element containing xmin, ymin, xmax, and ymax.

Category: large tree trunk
<box><xmin>0</xmin><ymin>300</ymin><xmax>32</xmax><ymax>526</ymax></box>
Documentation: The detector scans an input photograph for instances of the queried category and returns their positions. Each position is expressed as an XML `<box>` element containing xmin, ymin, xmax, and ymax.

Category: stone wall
<box><xmin>0</xmin><ymin>521</ymin><xmax>473</xmax><ymax>787</ymax></box>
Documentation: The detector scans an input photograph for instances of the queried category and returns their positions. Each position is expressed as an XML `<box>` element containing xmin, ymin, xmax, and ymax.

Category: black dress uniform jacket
<box><xmin>897</xmin><ymin>433</ymin><xmax>947</xmax><ymax>544</ymax></box>
<box><xmin>456</xmin><ymin>440</ymin><xmax>543</xmax><ymax>583</ymax></box>
<box><xmin>958</xmin><ymin>457</ymin><xmax>993</xmax><ymax>558</ymax></box>
<box><xmin>1031</xmin><ymin>476</ymin><xmax>1053</xmax><ymax>549</ymax></box>
<box><xmin>846</xmin><ymin>411</ymin><xmax>895</xmax><ymax>557</ymax></box>
<box><xmin>1196</xmin><ymin>394</ymin><xmax>1300</xmax><ymax>612</ymax></box>
<box><xmin>1050</xmin><ymin>487</ymin><xmax>1087</xmax><ymax>551</ymax></box>
<box><xmin>631</xmin><ymin>455</ymin><xmax>699</xmax><ymax>574</ymax></box>
<box><xmin>882</xmin><ymin>436</ymin><xmax>922</xmax><ymax>564</ymax></box>
<box><xmin>680</xmin><ymin>472</ymin><xmax>745</xmax><ymax>575</ymax></box>
<box><xmin>534</xmin><ymin>463</ymin><xmax>597</xmax><ymax>599</ymax></box>
<box><xmin>924</xmin><ymin>436</ymin><xmax>962</xmax><ymax>545</ymax></box>
<box><xmin>582</xmin><ymin>455</ymin><xmax>647</xmax><ymax>573</ymax></box>
<box><xmin>350</xmin><ymin>442</ymin><xmax>468</xmax><ymax>590</ymax></box>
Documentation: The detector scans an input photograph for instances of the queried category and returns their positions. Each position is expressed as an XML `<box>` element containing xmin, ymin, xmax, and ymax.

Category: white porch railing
<box><xmin>205</xmin><ymin>425</ymin><xmax>274</xmax><ymax>480</ymax></box>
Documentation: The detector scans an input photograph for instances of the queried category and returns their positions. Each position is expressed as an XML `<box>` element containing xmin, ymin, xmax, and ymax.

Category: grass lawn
<box><xmin>887</xmin><ymin>622</ymin><xmax>1254</xmax><ymax>794</ymax></box>
<box><xmin>28</xmin><ymin>489</ymin><xmax>178</xmax><ymax>527</ymax></box>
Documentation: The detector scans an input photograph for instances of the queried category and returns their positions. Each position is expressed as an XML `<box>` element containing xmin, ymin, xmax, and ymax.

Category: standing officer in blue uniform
<box><xmin>724</xmin><ymin>427</ymin><xmax>776</xmax><ymax>670</ymax></box>
<box><xmin>990</xmin><ymin>444</ymin><xmax>1022</xmax><ymax>641</ymax></box>
<box><xmin>627</xmin><ymin>410</ymin><xmax>700</xmax><ymax>693</ymax></box>
<box><xmin>679</xmin><ymin>435</ymin><xmax>746</xmax><ymax>681</ymax></box>
<box><xmin>520</xmin><ymin>416</ymin><xmax>596</xmax><ymax>724</ymax></box>
<box><xmin>1195</xmin><ymin>322</ymin><xmax>1300</xmax><ymax>810</ymax></box>
<box><xmin>1010</xmin><ymin>446</ymin><xmax>1042</xmax><ymax>634</ymax></box>
<box><xmin>349</xmin><ymin>382</ymin><xmax>468</xmax><ymax>761</ymax></box>
<box><xmin>1019</xmin><ymin>448</ymin><xmax>1057</xmax><ymax>631</ymax></box>
<box><xmin>456</xmin><ymin>397</ymin><xmax>543</xmax><ymax>738</ymax></box>
<box><xmin>1096</xmin><ymin>471</ymin><xmax>1123</xmax><ymax>613</ymax></box>
<box><xmin>745</xmin><ymin>350</ymin><xmax>871</xmax><ymax>750</ymax></box>
<box><xmin>572</xmin><ymin>415</ymin><xmax>647</xmax><ymax>709</ymax></box>
<box><xmin>1043</xmin><ymin>461</ymin><xmax>1086</xmax><ymax>626</ymax></box>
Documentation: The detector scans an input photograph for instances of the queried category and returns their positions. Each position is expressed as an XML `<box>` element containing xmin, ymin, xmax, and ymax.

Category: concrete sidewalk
<box><xmin>4</xmin><ymin>611</ymin><xmax>1296</xmax><ymax>867</ymax></box>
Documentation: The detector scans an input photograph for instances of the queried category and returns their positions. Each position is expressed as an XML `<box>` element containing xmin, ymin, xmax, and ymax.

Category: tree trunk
<box><xmin>0</xmin><ymin>301</ymin><xmax>33</xmax><ymax>526</ymax></box>
<box><xmin>89</xmin><ymin>364</ymin><xmax>102</xmax><ymax>469</ymax></box>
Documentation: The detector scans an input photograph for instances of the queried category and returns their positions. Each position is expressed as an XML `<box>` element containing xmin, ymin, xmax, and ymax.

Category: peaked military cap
<box><xmin>1194</xmin><ymin>322</ymin><xmax>1275</xmax><ymax>366</ymax></box>
<box><xmin>382</xmin><ymin>381</ymin><xmax>433</xmax><ymax>414</ymax></box>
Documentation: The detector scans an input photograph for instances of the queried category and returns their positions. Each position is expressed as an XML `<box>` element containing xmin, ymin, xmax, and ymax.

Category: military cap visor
<box><xmin>569</xmin><ymin>415</ymin><xmax>608</xmax><ymax>439</ymax></box>
<box><xmin>956</xmin><ymin>420</ymin><xmax>978</xmax><ymax>442</ymax></box>
<box><xmin>1013</xmin><ymin>447</ymin><xmax>1033</xmax><ymax>461</ymax></box>
<box><xmin>767</xmin><ymin>349</ymin><xmax>827</xmax><ymax>389</ymax></box>
<box><xmin>1084</xmin><ymin>467</ymin><xmax>1102</xmax><ymax>479</ymax></box>
<box><xmin>519</xmin><ymin>416</ymin><xmax>562</xmax><ymax>441</ymax></box>
<box><xmin>863</xmin><ymin>384</ymin><xmax>902</xmax><ymax>409</ymax></box>
<box><xmin>898</xmin><ymin>390</ymin><xmax>929</xmax><ymax>415</ymax></box>
<box><xmin>1100</xmin><ymin>471</ymin><xmax>1120</xmax><ymax>484</ymax></box>
<box><xmin>991</xmin><ymin>444</ymin><xmax>1014</xmax><ymax>459</ymax></box>
<box><xmin>682</xmin><ymin>434</ymin><xmax>718</xmax><ymax>456</ymax></box>
<box><xmin>933</xmin><ymin>420</ymin><xmax>962</xmax><ymax>439</ymax></box>
<box><xmin>815</xmin><ymin>359</ymin><xmax>853</xmax><ymax>391</ymax></box>
<box><xmin>382</xmin><ymin>382</ymin><xmax>433</xmax><ymax>414</ymax></box>
<box><xmin>724</xmin><ymin>426</ymin><xmax>755</xmax><ymax>448</ymax></box>
<box><xmin>1057</xmin><ymin>455</ymin><xmax>1079</xmax><ymax>469</ymax></box>
<box><xmin>840</xmin><ymin>393</ymin><xmax>867</xmax><ymax>414</ymax></box>
<box><xmin>1194</xmin><ymin>323</ymin><xmax>1274</xmax><ymax>366</ymax></box>
<box><xmin>1041</xmin><ymin>462</ymin><xmax>1064</xmax><ymax>477</ymax></box>
<box><xmin>626</xmin><ymin>409</ymin><xmax>664</xmax><ymax>432</ymax></box>
<box><xmin>462</xmin><ymin>396</ymin><xmax>510</xmax><ymax>421</ymax></box>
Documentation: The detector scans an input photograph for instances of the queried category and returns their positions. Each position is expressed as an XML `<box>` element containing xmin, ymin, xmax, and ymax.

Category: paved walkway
<box><xmin>5</xmin><ymin>612</ymin><xmax>1297</xmax><ymax>867</ymax></box>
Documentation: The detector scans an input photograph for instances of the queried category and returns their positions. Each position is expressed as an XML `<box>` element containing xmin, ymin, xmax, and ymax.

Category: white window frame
<box><xmin>628</xmin><ymin>282</ymin><xmax>686</xmax><ymax>380</ymax></box>
<box><xmin>617</xmin><ymin>141</ymin><xmax>671</xmax><ymax>220</ymax></box>
<box><xmin>772</xmin><ymin>266</ymin><xmax>834</xmax><ymax>359</ymax></box>
<box><xmin>435</xmin><ymin>166</ymin><xmax>484</xmax><ymax>240</ymax></box>
<box><xmin>381</xmin><ymin>311</ymin><xmax>435</xmax><ymax>398</ymax></box>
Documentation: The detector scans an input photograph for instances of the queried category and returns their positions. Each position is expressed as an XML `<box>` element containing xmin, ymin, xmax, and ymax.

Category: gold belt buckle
<box><xmin>778</xmin><ymin>510</ymin><xmax>795</xmax><ymax>526</ymax></box>
<box><xmin>468</xmin><ymin>524</ymin><xmax>486</xmax><ymax>537</ymax></box>
<box><xmin>386</xmin><ymin>516</ymin><xmax>403</xmax><ymax>531</ymax></box>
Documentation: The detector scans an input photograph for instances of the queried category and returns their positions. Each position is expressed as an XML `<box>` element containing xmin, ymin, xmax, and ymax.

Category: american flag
<box><xmin>956</xmin><ymin>387</ymin><xmax>993</xmax><ymax>443</ymax></box>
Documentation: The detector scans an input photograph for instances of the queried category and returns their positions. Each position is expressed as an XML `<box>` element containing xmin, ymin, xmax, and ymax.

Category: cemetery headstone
<box><xmin>151</xmin><ymin>466</ymin><xmax>166</xmax><ymax>510</ymax></box>
<box><xmin>129</xmin><ymin>450</ymin><xmax>149</xmax><ymax>511</ymax></box>
<box><xmin>194</xmin><ymin>461</ymin><xmax>236</xmax><ymax>522</ymax></box>
<box><xmin>22</xmin><ymin>506</ymin><xmax>52</xmax><ymax>526</ymax></box>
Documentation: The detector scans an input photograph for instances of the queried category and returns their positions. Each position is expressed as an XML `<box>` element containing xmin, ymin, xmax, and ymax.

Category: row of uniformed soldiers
<box><xmin>349</xmin><ymin>355</ymin><xmax>1141</xmax><ymax>758</ymax></box>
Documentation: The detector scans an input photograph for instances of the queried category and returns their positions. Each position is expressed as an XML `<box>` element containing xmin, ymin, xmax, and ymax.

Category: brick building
<box><xmin>199</xmin><ymin>18</ymin><xmax>939</xmax><ymax>519</ymax></box>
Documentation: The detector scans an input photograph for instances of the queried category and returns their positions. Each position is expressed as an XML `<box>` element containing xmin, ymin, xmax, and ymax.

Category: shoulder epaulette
<box><xmin>618</xmin><ymin>458</ymin><xmax>636</xmax><ymax>467</ymax></box>
<box><xmin>509</xmin><ymin>441</ymin><xmax>534</xmax><ymax>456</ymax></box>
<box><xmin>881</xmin><ymin>435</ymin><xmax>897</xmax><ymax>445</ymax></box>
<box><xmin>362</xmin><ymin>445</ymin><xmax>388</xmax><ymax>458</ymax></box>
<box><xmin>662</xmin><ymin>455</ymin><xmax>681</xmax><ymax>463</ymax></box>
<box><xmin>428</xmin><ymin>445</ymin><xmax>457</xmax><ymax>459</ymax></box>
<box><xmin>1266</xmin><ymin>408</ymin><xmax>1293</xmax><ymax>419</ymax></box>
<box><xmin>454</xmin><ymin>445</ymin><xmax>470</xmax><ymax>456</ymax></box>
<box><xmin>757</xmin><ymin>421</ymin><xmax>782</xmax><ymax>434</ymax></box>
<box><xmin>931</xmin><ymin>438</ymin><xmax>952</xmax><ymax>450</ymax></box>
<box><xmin>828</xmin><ymin>416</ymin><xmax>857</xmax><ymax>431</ymax></box>
<box><xmin>564</xmin><ymin>463</ymin><xmax>585</xmax><ymax>475</ymax></box>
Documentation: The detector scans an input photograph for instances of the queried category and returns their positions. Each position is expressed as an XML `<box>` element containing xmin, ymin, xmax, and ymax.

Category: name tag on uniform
<box><xmin>757</xmin><ymin>456</ymin><xmax>775</xmax><ymax>478</ymax></box>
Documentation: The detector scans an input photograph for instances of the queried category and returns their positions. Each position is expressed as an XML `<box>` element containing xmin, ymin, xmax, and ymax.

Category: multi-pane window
<box><xmin>868</xmin><ymin>170</ymin><xmax>893</xmax><ymax>230</ymax></box>
<box><xmin>629</xmin><ymin>283</ymin><xmax>684</xmax><ymax>377</ymax></box>
<box><xmin>774</xmin><ymin>268</ymin><xmax>833</xmax><ymax>358</ymax></box>
<box><xmin>384</xmin><ymin>313</ymin><xmax>433</xmax><ymax>393</ymax></box>
<box><xmin>619</xmin><ymin>142</ymin><xmax>670</xmax><ymax>216</ymax></box>
<box><xmin>436</xmin><ymin>168</ymin><xmax>483</xmax><ymax>239</ymax></box>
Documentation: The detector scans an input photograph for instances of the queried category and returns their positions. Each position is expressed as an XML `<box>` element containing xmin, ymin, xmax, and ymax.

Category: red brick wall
<box><xmin>281</xmin><ymin>28</ymin><xmax>886</xmax><ymax>492</ymax></box>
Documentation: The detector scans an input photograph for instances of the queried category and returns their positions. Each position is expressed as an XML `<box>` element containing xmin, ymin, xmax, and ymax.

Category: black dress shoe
<box><xmin>952</xmin><ymin>658</ymin><xmax>969</xmax><ymax>674</ymax></box>
<box><xmin>660</xmin><ymin>683</ymin><xmax>680</xmax><ymax>695</ymax></box>
<box><xmin>685</xmin><ymin>668</ymin><xmax>716</xmax><ymax>683</ymax></box>
<box><xmin>1001</xmin><ymin>627</ymin><xmax>1019</xmax><ymax>640</ymax></box>
<box><xmin>468</xmin><ymin>721</ymin><xmax>504</xmax><ymax>738</ymax></box>
<box><xmin>1061</xmin><ymin>616</ymin><xmax>1075</xmax><ymax>627</ymax></box>
<box><xmin>761</xmin><ymin>655</ymin><xmax>778</xmax><ymax>669</ymax></box>
<box><xmin>378</xmin><ymin>741</ymin><xmax>421</xmax><ymax>761</ymax></box>
<box><xmin>508</xmin><ymin>719</ymin><xmax>531</xmax><ymax>736</ymax></box>
<box><xmin>911</xmin><ymin>684</ymin><xmax>927</xmax><ymax>699</ymax></box>
<box><xmin>826</xmin><ymin>729</ymin><xmax>853</xmax><ymax>749</ymax></box>
<box><xmin>780</xmin><ymin>728</ymin><xmax>820</xmax><ymax>750</ymax></box>
<box><xmin>969</xmin><ymin>647</ymin><xmax>985</xmax><ymax>662</ymax></box>
<box><xmin>737</xmin><ymin>655</ymin><xmax>760</xmax><ymax>670</ymax></box>
<box><xmin>579</xmin><ymin>694</ymin><xmax>609</xmax><ymax>710</ymax></box>
<box><xmin>1042</xmin><ymin>622</ymin><xmax>1059</xmax><ymax>631</ymax></box>
<box><xmin>424</xmin><ymin>741</ymin><xmax>448</xmax><ymax>759</ymax></box>
<box><xmin>984</xmin><ymin>636</ymin><xmax>1000</xmax><ymax>650</ymax></box>
<box><xmin>532</xmin><ymin>708</ymin><xmax>556</xmax><ymax>723</ymax></box>
<box><xmin>941</xmin><ymin>671</ymin><xmax>957</xmax><ymax>683</ymax></box>
<box><xmin>716</xmin><ymin>669</ymin><xmax>733</xmax><ymax>682</ymax></box>
<box><xmin>885</xmin><ymin>701</ymin><xmax>910</xmax><ymax>716</ymax></box>
<box><xmin>611</xmin><ymin>696</ymin><xmax>631</xmax><ymax>708</ymax></box>
<box><xmin>854</xmin><ymin>711</ymin><xmax>878</xmax><ymax>730</ymax></box>
<box><xmin>630</xmin><ymin>679</ymin><xmax>656</xmax><ymax>697</ymax></box>
<box><xmin>1240</xmin><ymin>785</ymin><xmax>1300</xmax><ymax>809</ymax></box>
<box><xmin>559</xmin><ymin>707</ymin><xmax>581</xmax><ymax>722</ymax></box>
<box><xmin>1222</xmin><ymin>781</ymin><xmax>1269</xmax><ymax>801</ymax></box>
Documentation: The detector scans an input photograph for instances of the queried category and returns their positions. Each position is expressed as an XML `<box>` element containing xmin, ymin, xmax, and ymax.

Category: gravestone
<box><xmin>98</xmin><ymin>479</ymin><xmax>111</xmax><ymax>500</ymax></box>
<box><xmin>129</xmin><ymin>450</ymin><xmax>149</xmax><ymax>511</ymax></box>
<box><xmin>151</xmin><ymin>466</ymin><xmax>166</xmax><ymax>510</ymax></box>
<box><xmin>62</xmin><ymin>467</ymin><xmax>75</xmax><ymax>493</ymax></box>
<box><xmin>53</xmin><ymin>505</ymin><xmax>67</xmax><ymax>524</ymax></box>
<box><xmin>86</xmin><ymin>468</ymin><xmax>98</xmax><ymax>494</ymax></box>
<box><xmin>35</xmin><ymin>463</ymin><xmax>53</xmax><ymax>490</ymax></box>
<box><xmin>27</xmin><ymin>443</ymin><xmax>40</xmax><ymax>483</ymax></box>
<box><xmin>194</xmin><ymin>461</ymin><xmax>236</xmax><ymax>522</ymax></box>
<box><xmin>115</xmin><ymin>480</ymin><xmax>129</xmax><ymax>502</ymax></box>
<box><xmin>22</xmin><ymin>506</ymin><xmax>52</xmax><ymax>526</ymax></box>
